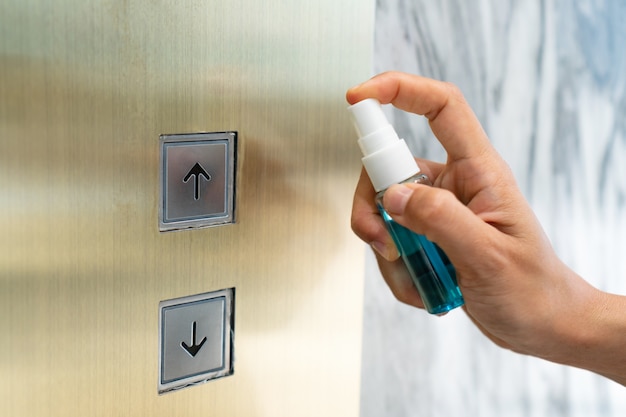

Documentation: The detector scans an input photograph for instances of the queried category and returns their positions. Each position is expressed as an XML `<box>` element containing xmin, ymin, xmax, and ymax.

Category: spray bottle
<box><xmin>348</xmin><ymin>98</ymin><xmax>464</xmax><ymax>314</ymax></box>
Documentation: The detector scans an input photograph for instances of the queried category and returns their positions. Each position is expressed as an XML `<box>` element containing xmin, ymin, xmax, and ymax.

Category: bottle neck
<box><xmin>375</xmin><ymin>172</ymin><xmax>431</xmax><ymax>197</ymax></box>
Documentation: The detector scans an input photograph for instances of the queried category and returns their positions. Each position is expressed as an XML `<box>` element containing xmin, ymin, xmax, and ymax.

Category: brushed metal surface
<box><xmin>0</xmin><ymin>1</ymin><xmax>372</xmax><ymax>415</ymax></box>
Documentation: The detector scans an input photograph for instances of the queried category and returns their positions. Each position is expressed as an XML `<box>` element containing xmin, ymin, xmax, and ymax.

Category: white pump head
<box><xmin>347</xmin><ymin>98</ymin><xmax>420</xmax><ymax>192</ymax></box>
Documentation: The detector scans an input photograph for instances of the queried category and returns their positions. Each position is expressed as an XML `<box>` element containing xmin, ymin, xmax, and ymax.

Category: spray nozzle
<box><xmin>347</xmin><ymin>99</ymin><xmax>420</xmax><ymax>192</ymax></box>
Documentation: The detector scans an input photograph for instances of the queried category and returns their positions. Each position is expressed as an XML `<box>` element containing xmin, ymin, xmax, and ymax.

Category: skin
<box><xmin>347</xmin><ymin>71</ymin><xmax>626</xmax><ymax>386</ymax></box>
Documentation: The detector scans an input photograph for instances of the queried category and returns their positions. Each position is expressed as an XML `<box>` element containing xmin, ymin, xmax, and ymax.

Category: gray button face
<box><xmin>162</xmin><ymin>298</ymin><xmax>224</xmax><ymax>383</ymax></box>
<box><xmin>158</xmin><ymin>289</ymin><xmax>235</xmax><ymax>394</ymax></box>
<box><xmin>159</xmin><ymin>132</ymin><xmax>237</xmax><ymax>232</ymax></box>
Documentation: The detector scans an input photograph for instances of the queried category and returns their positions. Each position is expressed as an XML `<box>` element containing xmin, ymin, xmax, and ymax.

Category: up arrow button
<box><xmin>159</xmin><ymin>131</ymin><xmax>237</xmax><ymax>232</ymax></box>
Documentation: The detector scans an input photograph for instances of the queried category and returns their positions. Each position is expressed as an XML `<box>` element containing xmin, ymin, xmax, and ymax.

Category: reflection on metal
<box><xmin>0</xmin><ymin>0</ymin><xmax>372</xmax><ymax>415</ymax></box>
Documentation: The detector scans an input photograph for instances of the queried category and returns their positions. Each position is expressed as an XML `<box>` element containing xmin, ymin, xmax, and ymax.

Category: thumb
<box><xmin>382</xmin><ymin>183</ymin><xmax>490</xmax><ymax>263</ymax></box>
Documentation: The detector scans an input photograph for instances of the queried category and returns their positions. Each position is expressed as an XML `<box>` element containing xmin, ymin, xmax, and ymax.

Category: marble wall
<box><xmin>360</xmin><ymin>1</ymin><xmax>626</xmax><ymax>416</ymax></box>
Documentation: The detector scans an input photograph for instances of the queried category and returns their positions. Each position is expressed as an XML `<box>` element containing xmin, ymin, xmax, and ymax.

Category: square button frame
<box><xmin>159</xmin><ymin>132</ymin><xmax>237</xmax><ymax>232</ymax></box>
<box><xmin>158</xmin><ymin>288</ymin><xmax>235</xmax><ymax>394</ymax></box>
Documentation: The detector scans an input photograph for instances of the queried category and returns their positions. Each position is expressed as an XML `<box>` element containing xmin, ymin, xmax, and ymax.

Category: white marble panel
<box><xmin>361</xmin><ymin>1</ymin><xmax>626</xmax><ymax>416</ymax></box>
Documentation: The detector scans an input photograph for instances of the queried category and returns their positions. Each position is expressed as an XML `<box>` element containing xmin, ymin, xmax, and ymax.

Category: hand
<box><xmin>347</xmin><ymin>72</ymin><xmax>622</xmax><ymax>379</ymax></box>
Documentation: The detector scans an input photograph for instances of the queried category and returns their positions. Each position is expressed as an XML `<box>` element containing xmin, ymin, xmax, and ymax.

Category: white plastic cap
<box><xmin>347</xmin><ymin>98</ymin><xmax>420</xmax><ymax>192</ymax></box>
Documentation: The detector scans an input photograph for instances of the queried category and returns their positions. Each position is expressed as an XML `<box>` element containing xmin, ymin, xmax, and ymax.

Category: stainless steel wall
<box><xmin>0</xmin><ymin>1</ymin><xmax>373</xmax><ymax>415</ymax></box>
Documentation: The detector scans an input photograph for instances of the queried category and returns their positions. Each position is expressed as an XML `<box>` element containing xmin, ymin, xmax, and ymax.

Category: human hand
<box><xmin>347</xmin><ymin>72</ymin><xmax>602</xmax><ymax>362</ymax></box>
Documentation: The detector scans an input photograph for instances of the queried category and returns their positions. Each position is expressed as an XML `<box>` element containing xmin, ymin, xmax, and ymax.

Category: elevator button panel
<box><xmin>159</xmin><ymin>132</ymin><xmax>237</xmax><ymax>232</ymax></box>
<box><xmin>158</xmin><ymin>288</ymin><xmax>235</xmax><ymax>394</ymax></box>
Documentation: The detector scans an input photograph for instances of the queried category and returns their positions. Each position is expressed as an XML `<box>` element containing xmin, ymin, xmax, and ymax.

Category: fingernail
<box><xmin>370</xmin><ymin>241</ymin><xmax>399</xmax><ymax>261</ymax></box>
<box><xmin>385</xmin><ymin>184</ymin><xmax>413</xmax><ymax>215</ymax></box>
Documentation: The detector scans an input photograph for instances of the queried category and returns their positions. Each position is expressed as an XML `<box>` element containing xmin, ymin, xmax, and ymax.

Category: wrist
<box><xmin>541</xmin><ymin>272</ymin><xmax>626</xmax><ymax>382</ymax></box>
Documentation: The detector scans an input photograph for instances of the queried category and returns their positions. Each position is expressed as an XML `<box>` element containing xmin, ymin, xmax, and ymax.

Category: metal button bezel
<box><xmin>158</xmin><ymin>132</ymin><xmax>237</xmax><ymax>232</ymax></box>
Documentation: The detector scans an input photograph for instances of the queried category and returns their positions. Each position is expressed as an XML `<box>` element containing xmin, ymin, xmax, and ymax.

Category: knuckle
<box><xmin>407</xmin><ymin>187</ymin><xmax>457</xmax><ymax>239</ymax></box>
<box><xmin>350</xmin><ymin>213</ymin><xmax>369</xmax><ymax>240</ymax></box>
<box><xmin>392</xmin><ymin>288</ymin><xmax>412</xmax><ymax>304</ymax></box>
<box><xmin>416</xmin><ymin>187</ymin><xmax>452</xmax><ymax>220</ymax></box>
<box><xmin>351</xmin><ymin>211</ymin><xmax>386</xmax><ymax>244</ymax></box>
<box><xmin>389</xmin><ymin>280</ymin><xmax>422</xmax><ymax>308</ymax></box>
<box><xmin>442</xmin><ymin>81</ymin><xmax>465</xmax><ymax>102</ymax></box>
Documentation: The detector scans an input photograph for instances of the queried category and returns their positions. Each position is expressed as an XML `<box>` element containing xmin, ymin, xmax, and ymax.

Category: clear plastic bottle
<box><xmin>348</xmin><ymin>99</ymin><xmax>463</xmax><ymax>314</ymax></box>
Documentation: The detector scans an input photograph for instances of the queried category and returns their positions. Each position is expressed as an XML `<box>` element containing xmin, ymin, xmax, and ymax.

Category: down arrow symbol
<box><xmin>180</xmin><ymin>321</ymin><xmax>207</xmax><ymax>358</ymax></box>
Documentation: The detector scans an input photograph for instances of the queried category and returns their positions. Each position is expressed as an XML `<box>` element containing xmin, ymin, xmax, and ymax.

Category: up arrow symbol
<box><xmin>180</xmin><ymin>321</ymin><xmax>207</xmax><ymax>358</ymax></box>
<box><xmin>183</xmin><ymin>162</ymin><xmax>211</xmax><ymax>200</ymax></box>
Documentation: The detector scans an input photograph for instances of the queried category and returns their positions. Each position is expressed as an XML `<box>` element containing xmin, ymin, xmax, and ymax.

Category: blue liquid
<box><xmin>377</xmin><ymin>204</ymin><xmax>464</xmax><ymax>315</ymax></box>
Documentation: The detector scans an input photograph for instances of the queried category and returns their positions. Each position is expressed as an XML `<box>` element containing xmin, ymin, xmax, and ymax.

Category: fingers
<box><xmin>346</xmin><ymin>72</ymin><xmax>492</xmax><ymax>163</ymax></box>
<box><xmin>414</xmin><ymin>158</ymin><xmax>445</xmax><ymax>180</ymax></box>
<box><xmin>382</xmin><ymin>182</ymin><xmax>493</xmax><ymax>263</ymax></box>
<box><xmin>351</xmin><ymin>160</ymin><xmax>445</xmax><ymax>261</ymax></box>
<box><xmin>351</xmin><ymin>169</ymin><xmax>399</xmax><ymax>261</ymax></box>
<box><xmin>375</xmin><ymin>254</ymin><xmax>425</xmax><ymax>309</ymax></box>
<box><xmin>351</xmin><ymin>168</ymin><xmax>424</xmax><ymax>309</ymax></box>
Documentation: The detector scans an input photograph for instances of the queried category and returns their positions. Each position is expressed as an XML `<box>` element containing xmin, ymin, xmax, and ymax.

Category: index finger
<box><xmin>346</xmin><ymin>72</ymin><xmax>492</xmax><ymax>162</ymax></box>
